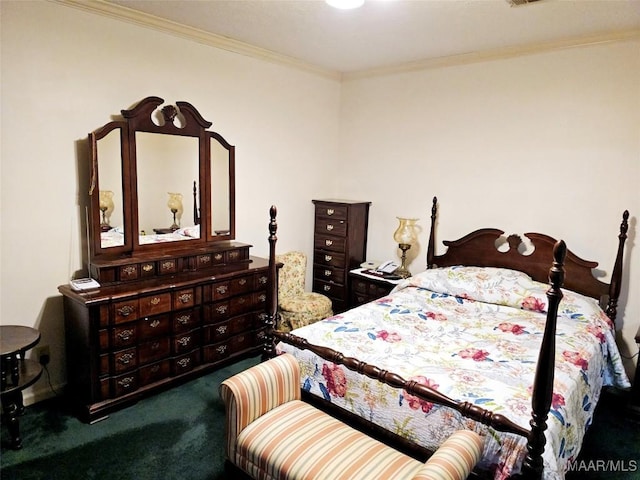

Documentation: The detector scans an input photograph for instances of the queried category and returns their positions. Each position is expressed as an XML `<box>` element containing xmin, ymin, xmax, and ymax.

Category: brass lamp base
<box><xmin>394</xmin><ymin>243</ymin><xmax>412</xmax><ymax>278</ymax></box>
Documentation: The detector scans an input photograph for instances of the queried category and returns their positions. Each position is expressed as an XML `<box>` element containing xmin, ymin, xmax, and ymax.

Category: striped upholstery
<box><xmin>221</xmin><ymin>354</ymin><xmax>484</xmax><ymax>480</ymax></box>
<box><xmin>220</xmin><ymin>353</ymin><xmax>301</xmax><ymax>461</ymax></box>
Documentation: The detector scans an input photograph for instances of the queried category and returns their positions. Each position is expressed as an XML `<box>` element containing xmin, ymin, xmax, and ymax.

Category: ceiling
<box><xmin>97</xmin><ymin>0</ymin><xmax>640</xmax><ymax>75</ymax></box>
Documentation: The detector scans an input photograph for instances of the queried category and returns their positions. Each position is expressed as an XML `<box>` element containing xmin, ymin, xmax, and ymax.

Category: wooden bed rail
<box><xmin>263</xmin><ymin>205</ymin><xmax>570</xmax><ymax>480</ymax></box>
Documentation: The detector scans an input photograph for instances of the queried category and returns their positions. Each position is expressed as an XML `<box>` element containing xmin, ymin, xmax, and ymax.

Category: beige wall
<box><xmin>1</xmin><ymin>1</ymin><xmax>341</xmax><ymax>401</ymax></box>
<box><xmin>338</xmin><ymin>40</ymin><xmax>640</xmax><ymax>378</ymax></box>
<box><xmin>1</xmin><ymin>1</ymin><xmax>638</xmax><ymax>402</ymax></box>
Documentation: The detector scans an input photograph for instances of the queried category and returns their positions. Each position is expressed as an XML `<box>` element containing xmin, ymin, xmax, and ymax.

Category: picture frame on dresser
<box><xmin>58</xmin><ymin>97</ymin><xmax>271</xmax><ymax>423</ymax></box>
<box><xmin>312</xmin><ymin>199</ymin><xmax>371</xmax><ymax>313</ymax></box>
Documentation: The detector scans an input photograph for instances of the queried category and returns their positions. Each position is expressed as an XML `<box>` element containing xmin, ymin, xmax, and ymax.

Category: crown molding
<box><xmin>52</xmin><ymin>1</ymin><xmax>639</xmax><ymax>83</ymax></box>
<box><xmin>343</xmin><ymin>29</ymin><xmax>640</xmax><ymax>81</ymax></box>
<box><xmin>52</xmin><ymin>0</ymin><xmax>341</xmax><ymax>81</ymax></box>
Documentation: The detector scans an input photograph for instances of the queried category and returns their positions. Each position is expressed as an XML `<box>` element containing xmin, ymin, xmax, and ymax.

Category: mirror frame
<box><xmin>89</xmin><ymin>96</ymin><xmax>236</xmax><ymax>258</ymax></box>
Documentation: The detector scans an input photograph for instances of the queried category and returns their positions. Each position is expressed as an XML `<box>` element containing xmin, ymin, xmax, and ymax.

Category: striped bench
<box><xmin>220</xmin><ymin>353</ymin><xmax>484</xmax><ymax>480</ymax></box>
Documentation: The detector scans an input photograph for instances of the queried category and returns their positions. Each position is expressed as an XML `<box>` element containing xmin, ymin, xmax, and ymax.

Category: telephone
<box><xmin>376</xmin><ymin>260</ymin><xmax>400</xmax><ymax>274</ymax></box>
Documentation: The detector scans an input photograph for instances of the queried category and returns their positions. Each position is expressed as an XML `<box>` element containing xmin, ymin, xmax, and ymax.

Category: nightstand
<box><xmin>348</xmin><ymin>268</ymin><xmax>403</xmax><ymax>309</ymax></box>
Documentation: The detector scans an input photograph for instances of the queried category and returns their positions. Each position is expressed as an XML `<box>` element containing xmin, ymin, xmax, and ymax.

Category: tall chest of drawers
<box><xmin>59</xmin><ymin>256</ymin><xmax>269</xmax><ymax>423</ymax></box>
<box><xmin>312</xmin><ymin>199</ymin><xmax>371</xmax><ymax>313</ymax></box>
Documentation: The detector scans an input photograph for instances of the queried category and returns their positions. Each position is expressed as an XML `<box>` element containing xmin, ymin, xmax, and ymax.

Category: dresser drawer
<box><xmin>173</xmin><ymin>288</ymin><xmax>196</xmax><ymax>310</ymax></box>
<box><xmin>140</xmin><ymin>292</ymin><xmax>172</xmax><ymax>317</ymax></box>
<box><xmin>315</xmin><ymin>203</ymin><xmax>348</xmax><ymax>221</ymax></box>
<box><xmin>138</xmin><ymin>313</ymin><xmax>171</xmax><ymax>339</ymax></box>
<box><xmin>228</xmin><ymin>292</ymin><xmax>258</xmax><ymax>317</ymax></box>
<box><xmin>139</xmin><ymin>359</ymin><xmax>170</xmax><ymax>387</ymax></box>
<box><xmin>100</xmin><ymin>324</ymin><xmax>137</xmax><ymax>350</ymax></box>
<box><xmin>313</xmin><ymin>250</ymin><xmax>346</xmax><ymax>269</ymax></box>
<box><xmin>313</xmin><ymin>279</ymin><xmax>346</xmax><ymax>301</ymax></box>
<box><xmin>205</xmin><ymin>301</ymin><xmax>230</xmax><ymax>323</ymax></box>
<box><xmin>110</xmin><ymin>372</ymin><xmax>138</xmax><ymax>398</ymax></box>
<box><xmin>172</xmin><ymin>349</ymin><xmax>201</xmax><ymax>376</ymax></box>
<box><xmin>100</xmin><ymin>346</ymin><xmax>137</xmax><ymax>375</ymax></box>
<box><xmin>113</xmin><ymin>299</ymin><xmax>139</xmax><ymax>324</ymax></box>
<box><xmin>314</xmin><ymin>234</ymin><xmax>346</xmax><ymax>253</ymax></box>
<box><xmin>173</xmin><ymin>329</ymin><xmax>200</xmax><ymax>354</ymax></box>
<box><xmin>138</xmin><ymin>337</ymin><xmax>171</xmax><ymax>365</ymax></box>
<box><xmin>315</xmin><ymin>217</ymin><xmax>347</xmax><ymax>237</ymax></box>
<box><xmin>315</xmin><ymin>265</ymin><xmax>344</xmax><ymax>284</ymax></box>
<box><xmin>172</xmin><ymin>309</ymin><xmax>200</xmax><ymax>334</ymax></box>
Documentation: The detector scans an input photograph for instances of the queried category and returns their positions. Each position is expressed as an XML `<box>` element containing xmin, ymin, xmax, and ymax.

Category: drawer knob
<box><xmin>142</xmin><ymin>264</ymin><xmax>153</xmax><ymax>272</ymax></box>
<box><xmin>324</xmin><ymin>255</ymin><xmax>333</xmax><ymax>262</ymax></box>
<box><xmin>150</xmin><ymin>319</ymin><xmax>160</xmax><ymax>328</ymax></box>
<box><xmin>177</xmin><ymin>337</ymin><xmax>191</xmax><ymax>347</ymax></box>
<box><xmin>177</xmin><ymin>315</ymin><xmax>190</xmax><ymax>325</ymax></box>
<box><xmin>216</xmin><ymin>285</ymin><xmax>228</xmax><ymax>294</ymax></box>
<box><xmin>326</xmin><ymin>209</ymin><xmax>334</xmax><ymax>216</ymax></box>
<box><xmin>323</xmin><ymin>285</ymin><xmax>331</xmax><ymax>292</ymax></box>
<box><xmin>326</xmin><ymin>224</ymin><xmax>334</xmax><ymax>231</ymax></box>
<box><xmin>216</xmin><ymin>305</ymin><xmax>228</xmax><ymax>314</ymax></box>
<box><xmin>150</xmin><ymin>297</ymin><xmax>161</xmax><ymax>305</ymax></box>
<box><xmin>325</xmin><ymin>239</ymin><xmax>333</xmax><ymax>247</ymax></box>
<box><xmin>324</xmin><ymin>270</ymin><xmax>331</xmax><ymax>277</ymax></box>
<box><xmin>216</xmin><ymin>345</ymin><xmax>227</xmax><ymax>354</ymax></box>
<box><xmin>177</xmin><ymin>358</ymin><xmax>191</xmax><ymax>368</ymax></box>
<box><xmin>118</xmin><ymin>376</ymin><xmax>135</xmax><ymax>389</ymax></box>
<box><xmin>216</xmin><ymin>325</ymin><xmax>227</xmax><ymax>334</ymax></box>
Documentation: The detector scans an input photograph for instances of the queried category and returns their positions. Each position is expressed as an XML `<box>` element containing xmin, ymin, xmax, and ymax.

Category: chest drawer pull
<box><xmin>178</xmin><ymin>293</ymin><xmax>192</xmax><ymax>304</ymax></box>
<box><xmin>150</xmin><ymin>297</ymin><xmax>161</xmax><ymax>306</ymax></box>
<box><xmin>150</xmin><ymin>319</ymin><xmax>160</xmax><ymax>328</ymax></box>
<box><xmin>238</xmin><ymin>297</ymin><xmax>246</xmax><ymax>305</ymax></box>
<box><xmin>324</xmin><ymin>270</ymin><xmax>332</xmax><ymax>277</ymax></box>
<box><xmin>326</xmin><ymin>208</ymin><xmax>334</xmax><ymax>216</ymax></box>
<box><xmin>324</xmin><ymin>255</ymin><xmax>333</xmax><ymax>262</ymax></box>
<box><xmin>323</xmin><ymin>285</ymin><xmax>331</xmax><ymax>292</ymax></box>
<box><xmin>142</xmin><ymin>264</ymin><xmax>153</xmax><ymax>272</ymax></box>
<box><xmin>214</xmin><ymin>253</ymin><xmax>223</xmax><ymax>261</ymax></box>
<box><xmin>216</xmin><ymin>285</ymin><xmax>228</xmax><ymax>295</ymax></box>
<box><xmin>117</xmin><ymin>305</ymin><xmax>135</xmax><ymax>317</ymax></box>
<box><xmin>177</xmin><ymin>358</ymin><xmax>191</xmax><ymax>368</ymax></box>
<box><xmin>177</xmin><ymin>315</ymin><xmax>190</xmax><ymax>325</ymax></box>
<box><xmin>326</xmin><ymin>224</ymin><xmax>334</xmax><ymax>231</ymax></box>
<box><xmin>238</xmin><ymin>278</ymin><xmax>247</xmax><ymax>286</ymax></box>
<box><xmin>151</xmin><ymin>342</ymin><xmax>161</xmax><ymax>351</ymax></box>
<box><xmin>216</xmin><ymin>305</ymin><xmax>228</xmax><ymax>314</ymax></box>
<box><xmin>118</xmin><ymin>353</ymin><xmax>135</xmax><ymax>365</ymax></box>
<box><xmin>117</xmin><ymin>329</ymin><xmax>134</xmax><ymax>341</ymax></box>
<box><xmin>325</xmin><ymin>239</ymin><xmax>333</xmax><ymax>247</ymax></box>
<box><xmin>216</xmin><ymin>325</ymin><xmax>227</xmax><ymax>335</ymax></box>
<box><xmin>150</xmin><ymin>365</ymin><xmax>160</xmax><ymax>374</ymax></box>
<box><xmin>258</xmin><ymin>275</ymin><xmax>267</xmax><ymax>285</ymax></box>
<box><xmin>258</xmin><ymin>293</ymin><xmax>266</xmax><ymax>302</ymax></box>
<box><xmin>118</xmin><ymin>376</ymin><xmax>135</xmax><ymax>389</ymax></box>
<box><xmin>161</xmin><ymin>261</ymin><xmax>174</xmax><ymax>270</ymax></box>
<box><xmin>216</xmin><ymin>345</ymin><xmax>227</xmax><ymax>354</ymax></box>
<box><xmin>177</xmin><ymin>337</ymin><xmax>191</xmax><ymax>347</ymax></box>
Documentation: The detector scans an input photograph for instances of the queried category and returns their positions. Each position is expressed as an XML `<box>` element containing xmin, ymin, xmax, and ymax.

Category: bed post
<box><xmin>262</xmin><ymin>205</ymin><xmax>279</xmax><ymax>361</ymax></box>
<box><xmin>426</xmin><ymin>196</ymin><xmax>437</xmax><ymax>268</ymax></box>
<box><xmin>519</xmin><ymin>240</ymin><xmax>566</xmax><ymax>480</ymax></box>
<box><xmin>605</xmin><ymin>210</ymin><xmax>629</xmax><ymax>324</ymax></box>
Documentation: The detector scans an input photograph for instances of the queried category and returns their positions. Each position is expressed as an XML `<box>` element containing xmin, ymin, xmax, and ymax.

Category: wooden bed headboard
<box><xmin>425</xmin><ymin>197</ymin><xmax>629</xmax><ymax>324</ymax></box>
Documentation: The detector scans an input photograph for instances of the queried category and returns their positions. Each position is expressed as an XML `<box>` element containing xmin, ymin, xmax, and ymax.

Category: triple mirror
<box><xmin>89</xmin><ymin>97</ymin><xmax>235</xmax><ymax>258</ymax></box>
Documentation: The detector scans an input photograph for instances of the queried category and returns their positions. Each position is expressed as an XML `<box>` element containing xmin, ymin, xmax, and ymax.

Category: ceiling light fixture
<box><xmin>326</xmin><ymin>0</ymin><xmax>365</xmax><ymax>9</ymax></box>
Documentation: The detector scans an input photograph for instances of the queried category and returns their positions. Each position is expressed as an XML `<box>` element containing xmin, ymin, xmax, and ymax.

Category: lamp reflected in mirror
<box><xmin>99</xmin><ymin>190</ymin><xmax>115</xmax><ymax>232</ymax></box>
<box><xmin>392</xmin><ymin>217</ymin><xmax>419</xmax><ymax>278</ymax></box>
<box><xmin>167</xmin><ymin>192</ymin><xmax>183</xmax><ymax>231</ymax></box>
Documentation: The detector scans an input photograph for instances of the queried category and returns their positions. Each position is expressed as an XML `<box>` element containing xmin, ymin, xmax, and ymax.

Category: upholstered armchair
<box><xmin>275</xmin><ymin>251</ymin><xmax>333</xmax><ymax>331</ymax></box>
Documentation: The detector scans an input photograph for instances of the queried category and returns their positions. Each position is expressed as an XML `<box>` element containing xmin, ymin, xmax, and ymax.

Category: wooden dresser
<box><xmin>59</xmin><ymin>97</ymin><xmax>272</xmax><ymax>422</ymax></box>
<box><xmin>59</xmin><ymin>248</ymin><xmax>269</xmax><ymax>423</ymax></box>
<box><xmin>312</xmin><ymin>199</ymin><xmax>371</xmax><ymax>313</ymax></box>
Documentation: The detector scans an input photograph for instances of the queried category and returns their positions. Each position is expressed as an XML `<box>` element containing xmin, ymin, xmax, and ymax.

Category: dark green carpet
<box><xmin>2</xmin><ymin>356</ymin><xmax>638</xmax><ymax>480</ymax></box>
<box><xmin>0</xmin><ymin>355</ymin><xmax>261</xmax><ymax>480</ymax></box>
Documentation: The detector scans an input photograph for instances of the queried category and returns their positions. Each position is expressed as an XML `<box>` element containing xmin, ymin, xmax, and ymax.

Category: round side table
<box><xmin>1</xmin><ymin>325</ymin><xmax>43</xmax><ymax>449</ymax></box>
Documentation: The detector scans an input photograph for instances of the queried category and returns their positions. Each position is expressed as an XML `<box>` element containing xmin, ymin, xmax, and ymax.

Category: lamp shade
<box><xmin>393</xmin><ymin>217</ymin><xmax>418</xmax><ymax>245</ymax></box>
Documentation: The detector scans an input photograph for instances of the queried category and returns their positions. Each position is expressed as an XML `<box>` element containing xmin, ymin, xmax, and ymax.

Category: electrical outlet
<box><xmin>36</xmin><ymin>345</ymin><xmax>50</xmax><ymax>366</ymax></box>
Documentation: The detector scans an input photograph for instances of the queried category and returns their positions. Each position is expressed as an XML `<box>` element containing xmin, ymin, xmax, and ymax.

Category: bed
<box><xmin>261</xmin><ymin>199</ymin><xmax>631</xmax><ymax>480</ymax></box>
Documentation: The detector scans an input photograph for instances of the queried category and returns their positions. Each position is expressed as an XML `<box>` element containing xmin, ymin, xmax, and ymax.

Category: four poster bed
<box><xmin>262</xmin><ymin>199</ymin><xmax>630</xmax><ymax>480</ymax></box>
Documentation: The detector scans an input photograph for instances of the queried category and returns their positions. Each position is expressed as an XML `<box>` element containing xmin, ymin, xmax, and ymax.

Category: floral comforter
<box><xmin>276</xmin><ymin>266</ymin><xmax>630</xmax><ymax>480</ymax></box>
